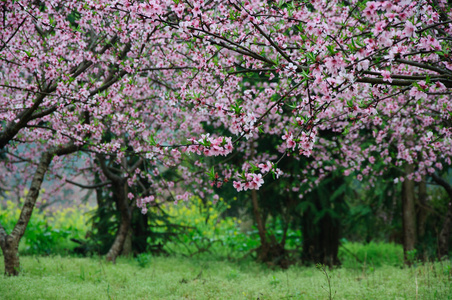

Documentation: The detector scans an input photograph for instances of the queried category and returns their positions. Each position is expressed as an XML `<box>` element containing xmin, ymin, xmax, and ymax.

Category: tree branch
<box><xmin>65</xmin><ymin>179</ymin><xmax>112</xmax><ymax>189</ymax></box>
<box><xmin>97</xmin><ymin>154</ymin><xmax>123</xmax><ymax>183</ymax></box>
<box><xmin>431</xmin><ymin>173</ymin><xmax>452</xmax><ymax>199</ymax></box>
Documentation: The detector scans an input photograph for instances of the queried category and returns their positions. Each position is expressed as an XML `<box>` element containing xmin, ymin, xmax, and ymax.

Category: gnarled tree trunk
<box><xmin>0</xmin><ymin>144</ymin><xmax>76</xmax><ymax>276</ymax></box>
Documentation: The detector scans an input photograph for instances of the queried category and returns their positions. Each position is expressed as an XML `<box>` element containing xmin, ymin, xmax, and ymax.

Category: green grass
<box><xmin>0</xmin><ymin>254</ymin><xmax>451</xmax><ymax>299</ymax></box>
<box><xmin>338</xmin><ymin>242</ymin><xmax>405</xmax><ymax>268</ymax></box>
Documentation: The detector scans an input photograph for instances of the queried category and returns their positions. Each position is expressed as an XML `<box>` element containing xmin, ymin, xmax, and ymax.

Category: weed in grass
<box><xmin>316</xmin><ymin>263</ymin><xmax>336</xmax><ymax>300</ymax></box>
<box><xmin>269</xmin><ymin>275</ymin><xmax>281</xmax><ymax>287</ymax></box>
<box><xmin>135</xmin><ymin>253</ymin><xmax>151</xmax><ymax>268</ymax></box>
<box><xmin>226</xmin><ymin>269</ymin><xmax>240</xmax><ymax>280</ymax></box>
<box><xmin>79</xmin><ymin>265</ymin><xmax>85</xmax><ymax>281</ymax></box>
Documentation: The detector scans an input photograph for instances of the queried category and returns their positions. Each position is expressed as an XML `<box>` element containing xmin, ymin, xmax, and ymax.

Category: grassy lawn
<box><xmin>0</xmin><ymin>254</ymin><xmax>451</xmax><ymax>299</ymax></box>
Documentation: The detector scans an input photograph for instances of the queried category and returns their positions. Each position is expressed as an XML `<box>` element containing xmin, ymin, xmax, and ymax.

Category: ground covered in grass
<box><xmin>1</xmin><ymin>253</ymin><xmax>451</xmax><ymax>300</ymax></box>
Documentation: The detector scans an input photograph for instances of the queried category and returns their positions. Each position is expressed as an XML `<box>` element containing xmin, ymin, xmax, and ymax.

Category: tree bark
<box><xmin>0</xmin><ymin>144</ymin><xmax>77</xmax><ymax>276</ymax></box>
<box><xmin>98</xmin><ymin>155</ymin><xmax>132</xmax><ymax>263</ymax></box>
<box><xmin>402</xmin><ymin>164</ymin><xmax>417</xmax><ymax>263</ymax></box>
<box><xmin>0</xmin><ymin>235</ymin><xmax>20</xmax><ymax>276</ymax></box>
<box><xmin>121</xmin><ymin>228</ymin><xmax>133</xmax><ymax>257</ymax></box>
<box><xmin>103</xmin><ymin>182</ymin><xmax>131</xmax><ymax>262</ymax></box>
<box><xmin>105</xmin><ymin>190</ymin><xmax>131</xmax><ymax>262</ymax></box>
<box><xmin>431</xmin><ymin>173</ymin><xmax>452</xmax><ymax>259</ymax></box>
<box><xmin>251</xmin><ymin>189</ymin><xmax>268</xmax><ymax>253</ymax></box>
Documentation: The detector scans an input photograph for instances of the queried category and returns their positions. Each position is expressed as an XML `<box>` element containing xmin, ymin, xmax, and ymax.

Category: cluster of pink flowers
<box><xmin>233</xmin><ymin>173</ymin><xmax>264</xmax><ymax>191</ymax></box>
<box><xmin>185</xmin><ymin>135</ymin><xmax>233</xmax><ymax>157</ymax></box>
<box><xmin>281</xmin><ymin>131</ymin><xmax>316</xmax><ymax>157</ymax></box>
<box><xmin>136</xmin><ymin>195</ymin><xmax>155</xmax><ymax>214</ymax></box>
<box><xmin>232</xmin><ymin>161</ymin><xmax>283</xmax><ymax>192</ymax></box>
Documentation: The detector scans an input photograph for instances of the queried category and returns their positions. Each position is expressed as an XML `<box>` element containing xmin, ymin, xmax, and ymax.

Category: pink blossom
<box><xmin>404</xmin><ymin>21</ymin><xmax>417</xmax><ymax>38</ymax></box>
<box><xmin>233</xmin><ymin>181</ymin><xmax>243</xmax><ymax>192</ymax></box>
<box><xmin>381</xmin><ymin>70</ymin><xmax>392</xmax><ymax>83</ymax></box>
<box><xmin>258</xmin><ymin>161</ymin><xmax>273</xmax><ymax>173</ymax></box>
<box><xmin>409</xmin><ymin>87</ymin><xmax>427</xmax><ymax>100</ymax></box>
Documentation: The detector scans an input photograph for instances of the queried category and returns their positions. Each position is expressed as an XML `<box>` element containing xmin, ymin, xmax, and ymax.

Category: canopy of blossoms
<box><xmin>1</xmin><ymin>0</ymin><xmax>451</xmax><ymax>200</ymax></box>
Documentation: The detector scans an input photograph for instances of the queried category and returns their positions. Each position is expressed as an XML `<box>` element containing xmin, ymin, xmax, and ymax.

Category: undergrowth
<box><xmin>0</xmin><ymin>200</ymin><xmax>92</xmax><ymax>255</ymax></box>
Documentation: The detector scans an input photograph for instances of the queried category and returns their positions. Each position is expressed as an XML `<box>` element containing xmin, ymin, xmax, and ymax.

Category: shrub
<box><xmin>0</xmin><ymin>199</ymin><xmax>91</xmax><ymax>255</ymax></box>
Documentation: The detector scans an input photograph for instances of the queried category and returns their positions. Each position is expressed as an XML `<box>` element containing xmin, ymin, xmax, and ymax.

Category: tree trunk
<box><xmin>133</xmin><ymin>212</ymin><xmax>150</xmax><ymax>254</ymax></box>
<box><xmin>105</xmin><ymin>212</ymin><xmax>130</xmax><ymax>262</ymax></box>
<box><xmin>301</xmin><ymin>199</ymin><xmax>340</xmax><ymax>267</ymax></box>
<box><xmin>251</xmin><ymin>189</ymin><xmax>268</xmax><ymax>256</ymax></box>
<box><xmin>105</xmin><ymin>183</ymin><xmax>131</xmax><ymax>262</ymax></box>
<box><xmin>0</xmin><ymin>235</ymin><xmax>20</xmax><ymax>276</ymax></box>
<box><xmin>0</xmin><ymin>144</ymin><xmax>77</xmax><ymax>276</ymax></box>
<box><xmin>402</xmin><ymin>164</ymin><xmax>417</xmax><ymax>264</ymax></box>
<box><xmin>98</xmin><ymin>155</ymin><xmax>143</xmax><ymax>262</ymax></box>
<box><xmin>300</xmin><ymin>175</ymin><xmax>343</xmax><ymax>267</ymax></box>
<box><xmin>249</xmin><ymin>190</ymin><xmax>287</xmax><ymax>267</ymax></box>
<box><xmin>438</xmin><ymin>201</ymin><xmax>452</xmax><ymax>258</ymax></box>
<box><xmin>431</xmin><ymin>173</ymin><xmax>452</xmax><ymax>259</ymax></box>
<box><xmin>416</xmin><ymin>178</ymin><xmax>429</xmax><ymax>259</ymax></box>
<box><xmin>121</xmin><ymin>228</ymin><xmax>133</xmax><ymax>257</ymax></box>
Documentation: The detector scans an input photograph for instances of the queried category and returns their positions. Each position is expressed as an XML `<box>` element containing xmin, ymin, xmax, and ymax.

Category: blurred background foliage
<box><xmin>0</xmin><ymin>166</ymin><xmax>451</xmax><ymax>268</ymax></box>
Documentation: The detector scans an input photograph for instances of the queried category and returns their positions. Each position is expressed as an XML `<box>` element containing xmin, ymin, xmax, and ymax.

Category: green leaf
<box><xmin>326</xmin><ymin>45</ymin><xmax>336</xmax><ymax>55</ymax></box>
<box><xmin>149</xmin><ymin>135</ymin><xmax>157</xmax><ymax>146</ymax></box>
